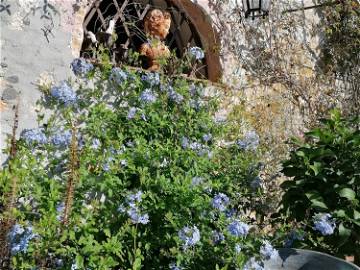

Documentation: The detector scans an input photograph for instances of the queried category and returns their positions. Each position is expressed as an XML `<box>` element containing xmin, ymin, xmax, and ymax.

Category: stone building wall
<box><xmin>0</xmin><ymin>0</ymin><xmax>334</xmax><ymax>163</ymax></box>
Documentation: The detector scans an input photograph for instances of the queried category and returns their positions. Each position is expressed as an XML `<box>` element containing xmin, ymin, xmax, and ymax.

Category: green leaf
<box><xmin>333</xmin><ymin>209</ymin><xmax>347</xmax><ymax>218</ymax></box>
<box><xmin>338</xmin><ymin>187</ymin><xmax>356</xmax><ymax>201</ymax></box>
<box><xmin>305</xmin><ymin>191</ymin><xmax>328</xmax><ymax>210</ymax></box>
<box><xmin>354</xmin><ymin>210</ymin><xmax>360</xmax><ymax>220</ymax></box>
<box><xmin>309</xmin><ymin>162</ymin><xmax>322</xmax><ymax>176</ymax></box>
<box><xmin>338</xmin><ymin>222</ymin><xmax>351</xmax><ymax>246</ymax></box>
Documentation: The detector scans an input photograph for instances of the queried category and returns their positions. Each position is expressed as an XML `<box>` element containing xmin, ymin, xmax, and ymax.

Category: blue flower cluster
<box><xmin>102</xmin><ymin>156</ymin><xmax>115</xmax><ymax>172</ymax></box>
<box><xmin>212</xmin><ymin>193</ymin><xmax>230</xmax><ymax>212</ymax></box>
<box><xmin>139</xmin><ymin>89</ymin><xmax>157</xmax><ymax>104</ymax></box>
<box><xmin>127</xmin><ymin>107</ymin><xmax>138</xmax><ymax>119</ymax></box>
<box><xmin>50</xmin><ymin>81</ymin><xmax>77</xmax><ymax>106</ymax></box>
<box><xmin>8</xmin><ymin>223</ymin><xmax>36</xmax><ymax>255</ymax></box>
<box><xmin>178</xmin><ymin>225</ymin><xmax>200</xmax><ymax>249</ymax></box>
<box><xmin>141</xmin><ymin>72</ymin><xmax>160</xmax><ymax>86</ymax></box>
<box><xmin>51</xmin><ymin>129</ymin><xmax>72</xmax><ymax>147</ymax></box>
<box><xmin>167</xmin><ymin>87</ymin><xmax>184</xmax><ymax>104</ymax></box>
<box><xmin>202</xmin><ymin>133</ymin><xmax>212</xmax><ymax>142</ymax></box>
<box><xmin>169</xmin><ymin>263</ymin><xmax>183</xmax><ymax>270</ymax></box>
<box><xmin>181</xmin><ymin>137</ymin><xmax>212</xmax><ymax>158</ymax></box>
<box><xmin>243</xmin><ymin>258</ymin><xmax>264</xmax><ymax>270</ymax></box>
<box><xmin>189</xmin><ymin>46</ymin><xmax>205</xmax><ymax>60</ymax></box>
<box><xmin>70</xmin><ymin>58</ymin><xmax>94</xmax><ymax>77</ymax></box>
<box><xmin>110</xmin><ymin>67</ymin><xmax>128</xmax><ymax>85</ymax></box>
<box><xmin>118</xmin><ymin>191</ymin><xmax>149</xmax><ymax>224</ymax></box>
<box><xmin>90</xmin><ymin>138</ymin><xmax>101</xmax><ymax>150</ymax></box>
<box><xmin>228</xmin><ymin>220</ymin><xmax>249</xmax><ymax>237</ymax></box>
<box><xmin>20</xmin><ymin>128</ymin><xmax>47</xmax><ymax>145</ymax></box>
<box><xmin>56</xmin><ymin>202</ymin><xmax>65</xmax><ymax>221</ymax></box>
<box><xmin>236</xmin><ymin>131</ymin><xmax>260</xmax><ymax>151</ymax></box>
<box><xmin>260</xmin><ymin>241</ymin><xmax>278</xmax><ymax>260</ymax></box>
<box><xmin>313</xmin><ymin>213</ymin><xmax>336</xmax><ymax>235</ymax></box>
<box><xmin>212</xmin><ymin>230</ymin><xmax>225</xmax><ymax>244</ymax></box>
<box><xmin>191</xmin><ymin>176</ymin><xmax>204</xmax><ymax>186</ymax></box>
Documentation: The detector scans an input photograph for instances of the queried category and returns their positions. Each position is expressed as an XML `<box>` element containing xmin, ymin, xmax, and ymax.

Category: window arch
<box><xmin>81</xmin><ymin>0</ymin><xmax>222</xmax><ymax>82</ymax></box>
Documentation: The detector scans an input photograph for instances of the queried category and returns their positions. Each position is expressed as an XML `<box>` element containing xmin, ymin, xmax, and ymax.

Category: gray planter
<box><xmin>264</xmin><ymin>249</ymin><xmax>360</xmax><ymax>270</ymax></box>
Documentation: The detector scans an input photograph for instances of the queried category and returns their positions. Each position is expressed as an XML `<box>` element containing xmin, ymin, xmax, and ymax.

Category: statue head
<box><xmin>144</xmin><ymin>9</ymin><xmax>171</xmax><ymax>40</ymax></box>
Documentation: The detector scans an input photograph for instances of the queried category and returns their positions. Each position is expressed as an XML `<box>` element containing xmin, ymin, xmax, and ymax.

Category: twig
<box><xmin>62</xmin><ymin>123</ymin><xmax>79</xmax><ymax>225</ymax></box>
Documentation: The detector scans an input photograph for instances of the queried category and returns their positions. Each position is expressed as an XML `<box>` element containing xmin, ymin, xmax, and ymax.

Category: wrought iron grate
<box><xmin>81</xmin><ymin>0</ymin><xmax>207</xmax><ymax>78</ymax></box>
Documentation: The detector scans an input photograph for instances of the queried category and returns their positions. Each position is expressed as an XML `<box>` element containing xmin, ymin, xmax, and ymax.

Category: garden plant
<box><xmin>0</xmin><ymin>53</ymin><xmax>279</xmax><ymax>269</ymax></box>
<box><xmin>280</xmin><ymin>110</ymin><xmax>360</xmax><ymax>263</ymax></box>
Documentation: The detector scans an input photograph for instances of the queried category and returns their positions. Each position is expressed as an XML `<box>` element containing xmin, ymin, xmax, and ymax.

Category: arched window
<box><xmin>81</xmin><ymin>0</ymin><xmax>222</xmax><ymax>82</ymax></box>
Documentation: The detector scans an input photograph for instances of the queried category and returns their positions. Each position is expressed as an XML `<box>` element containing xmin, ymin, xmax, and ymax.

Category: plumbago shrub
<box><xmin>279</xmin><ymin>110</ymin><xmax>360</xmax><ymax>260</ymax></box>
<box><xmin>0</xmin><ymin>59</ymin><xmax>277</xmax><ymax>269</ymax></box>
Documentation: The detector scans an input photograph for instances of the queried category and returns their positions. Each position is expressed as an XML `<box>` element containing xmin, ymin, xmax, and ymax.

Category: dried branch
<box><xmin>62</xmin><ymin>123</ymin><xmax>79</xmax><ymax>225</ymax></box>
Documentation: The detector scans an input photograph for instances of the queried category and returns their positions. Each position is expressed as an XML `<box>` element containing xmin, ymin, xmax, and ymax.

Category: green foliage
<box><xmin>280</xmin><ymin>110</ymin><xmax>360</xmax><ymax>257</ymax></box>
<box><xmin>0</xmin><ymin>60</ymin><xmax>272</xmax><ymax>269</ymax></box>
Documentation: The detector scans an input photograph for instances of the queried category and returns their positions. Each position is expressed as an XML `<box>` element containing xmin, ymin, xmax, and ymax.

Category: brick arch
<box><xmin>78</xmin><ymin>0</ymin><xmax>222</xmax><ymax>82</ymax></box>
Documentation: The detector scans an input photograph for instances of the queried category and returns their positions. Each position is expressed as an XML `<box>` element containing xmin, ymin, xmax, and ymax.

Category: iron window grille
<box><xmin>81</xmin><ymin>0</ymin><xmax>222</xmax><ymax>81</ymax></box>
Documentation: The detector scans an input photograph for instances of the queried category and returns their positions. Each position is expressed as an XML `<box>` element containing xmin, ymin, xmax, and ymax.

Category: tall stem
<box><xmin>62</xmin><ymin>123</ymin><xmax>79</xmax><ymax>225</ymax></box>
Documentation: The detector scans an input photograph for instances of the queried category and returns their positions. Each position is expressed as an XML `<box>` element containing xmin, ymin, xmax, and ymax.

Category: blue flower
<box><xmin>120</xmin><ymin>159</ymin><xmax>127</xmax><ymax>167</ymax></box>
<box><xmin>212</xmin><ymin>193</ymin><xmax>230</xmax><ymax>212</ymax></box>
<box><xmin>50</xmin><ymin>81</ymin><xmax>77</xmax><ymax>106</ymax></box>
<box><xmin>127</xmin><ymin>107</ymin><xmax>138</xmax><ymax>119</ymax></box>
<box><xmin>181</xmin><ymin>137</ymin><xmax>189</xmax><ymax>149</ymax></box>
<box><xmin>119</xmin><ymin>191</ymin><xmax>149</xmax><ymax>224</ymax></box>
<box><xmin>168</xmin><ymin>89</ymin><xmax>184</xmax><ymax>104</ymax></box>
<box><xmin>260</xmin><ymin>241</ymin><xmax>278</xmax><ymax>260</ymax></box>
<box><xmin>127</xmin><ymin>191</ymin><xmax>143</xmax><ymax>204</ymax></box>
<box><xmin>8</xmin><ymin>223</ymin><xmax>36</xmax><ymax>255</ymax></box>
<box><xmin>313</xmin><ymin>213</ymin><xmax>336</xmax><ymax>235</ymax></box>
<box><xmin>51</xmin><ymin>130</ymin><xmax>72</xmax><ymax>147</ymax></box>
<box><xmin>102</xmin><ymin>156</ymin><xmax>114</xmax><ymax>172</ymax></box>
<box><xmin>178</xmin><ymin>225</ymin><xmax>200</xmax><ymax>248</ymax></box>
<box><xmin>127</xmin><ymin>208</ymin><xmax>149</xmax><ymax>224</ymax></box>
<box><xmin>20</xmin><ymin>128</ymin><xmax>47</xmax><ymax>145</ymax></box>
<box><xmin>189</xmin><ymin>83</ymin><xmax>198</xmax><ymax>96</ymax></box>
<box><xmin>191</xmin><ymin>176</ymin><xmax>204</xmax><ymax>186</ymax></box>
<box><xmin>189</xmin><ymin>46</ymin><xmax>205</xmax><ymax>60</ymax></box>
<box><xmin>243</xmin><ymin>258</ymin><xmax>264</xmax><ymax>270</ymax></box>
<box><xmin>188</xmin><ymin>141</ymin><xmax>212</xmax><ymax>158</ymax></box>
<box><xmin>202</xmin><ymin>133</ymin><xmax>212</xmax><ymax>142</ymax></box>
<box><xmin>139</xmin><ymin>89</ymin><xmax>157</xmax><ymax>104</ymax></box>
<box><xmin>237</xmin><ymin>131</ymin><xmax>260</xmax><ymax>151</ymax></box>
<box><xmin>212</xmin><ymin>230</ymin><xmax>225</xmax><ymax>244</ymax></box>
<box><xmin>235</xmin><ymin>243</ymin><xmax>242</xmax><ymax>254</ymax></box>
<box><xmin>189</xmin><ymin>99</ymin><xmax>202</xmax><ymax>111</ymax></box>
<box><xmin>141</xmin><ymin>72</ymin><xmax>160</xmax><ymax>86</ymax></box>
<box><xmin>169</xmin><ymin>263</ymin><xmax>183</xmax><ymax>270</ymax></box>
<box><xmin>228</xmin><ymin>221</ymin><xmax>249</xmax><ymax>237</ymax></box>
<box><xmin>70</xmin><ymin>58</ymin><xmax>94</xmax><ymax>77</ymax></box>
<box><xmin>56</xmin><ymin>202</ymin><xmax>65</xmax><ymax>221</ymax></box>
<box><xmin>90</xmin><ymin>138</ymin><xmax>101</xmax><ymax>150</ymax></box>
<box><xmin>225</xmin><ymin>208</ymin><xmax>236</xmax><ymax>218</ymax></box>
<box><xmin>110</xmin><ymin>68</ymin><xmax>128</xmax><ymax>85</ymax></box>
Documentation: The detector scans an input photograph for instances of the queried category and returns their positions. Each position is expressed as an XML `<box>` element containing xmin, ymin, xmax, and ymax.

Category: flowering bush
<box><xmin>0</xmin><ymin>58</ymin><xmax>276</xmax><ymax>269</ymax></box>
<box><xmin>279</xmin><ymin>110</ymin><xmax>360</xmax><ymax>262</ymax></box>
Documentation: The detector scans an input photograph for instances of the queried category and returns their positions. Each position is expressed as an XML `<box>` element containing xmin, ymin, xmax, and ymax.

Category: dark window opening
<box><xmin>81</xmin><ymin>0</ymin><xmax>222</xmax><ymax>81</ymax></box>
